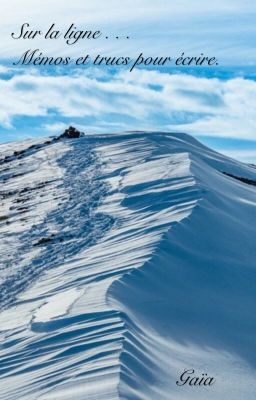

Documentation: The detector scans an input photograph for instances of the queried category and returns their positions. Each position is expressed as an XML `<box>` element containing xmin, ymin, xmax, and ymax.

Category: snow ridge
<box><xmin>0</xmin><ymin>132</ymin><xmax>255</xmax><ymax>400</ymax></box>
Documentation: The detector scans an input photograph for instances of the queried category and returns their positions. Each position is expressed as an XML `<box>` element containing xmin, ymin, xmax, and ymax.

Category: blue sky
<box><xmin>1</xmin><ymin>0</ymin><xmax>256</xmax><ymax>162</ymax></box>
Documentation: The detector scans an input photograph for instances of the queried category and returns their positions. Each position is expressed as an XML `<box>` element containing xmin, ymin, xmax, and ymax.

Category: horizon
<box><xmin>1</xmin><ymin>0</ymin><xmax>256</xmax><ymax>162</ymax></box>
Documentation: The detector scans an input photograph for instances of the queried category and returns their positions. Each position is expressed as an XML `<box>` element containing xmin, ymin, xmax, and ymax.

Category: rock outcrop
<box><xmin>59</xmin><ymin>126</ymin><xmax>84</xmax><ymax>139</ymax></box>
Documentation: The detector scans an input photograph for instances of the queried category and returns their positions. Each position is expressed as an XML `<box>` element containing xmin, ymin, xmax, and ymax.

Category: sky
<box><xmin>1</xmin><ymin>0</ymin><xmax>256</xmax><ymax>162</ymax></box>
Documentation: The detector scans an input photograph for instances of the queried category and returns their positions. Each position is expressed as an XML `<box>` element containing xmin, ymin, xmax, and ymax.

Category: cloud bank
<box><xmin>0</xmin><ymin>68</ymin><xmax>256</xmax><ymax>141</ymax></box>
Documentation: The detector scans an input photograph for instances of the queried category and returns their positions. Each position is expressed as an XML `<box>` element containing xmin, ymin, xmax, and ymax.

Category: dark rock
<box><xmin>3</xmin><ymin>155</ymin><xmax>14</xmax><ymax>164</ymax></box>
<box><xmin>15</xmin><ymin>198</ymin><xmax>27</xmax><ymax>203</ymax></box>
<box><xmin>0</xmin><ymin>190</ymin><xmax>17</xmax><ymax>199</ymax></box>
<box><xmin>34</xmin><ymin>234</ymin><xmax>55</xmax><ymax>246</ymax></box>
<box><xmin>59</xmin><ymin>126</ymin><xmax>84</xmax><ymax>139</ymax></box>
<box><xmin>17</xmin><ymin>206</ymin><xmax>28</xmax><ymax>211</ymax></box>
<box><xmin>14</xmin><ymin>150</ymin><xmax>25</xmax><ymax>157</ymax></box>
<box><xmin>222</xmin><ymin>171</ymin><xmax>256</xmax><ymax>186</ymax></box>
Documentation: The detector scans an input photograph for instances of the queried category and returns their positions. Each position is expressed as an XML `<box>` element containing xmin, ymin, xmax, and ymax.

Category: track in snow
<box><xmin>0</xmin><ymin>139</ymin><xmax>114</xmax><ymax>310</ymax></box>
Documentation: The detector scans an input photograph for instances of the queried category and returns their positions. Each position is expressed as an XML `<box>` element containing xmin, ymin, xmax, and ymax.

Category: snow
<box><xmin>0</xmin><ymin>131</ymin><xmax>255</xmax><ymax>399</ymax></box>
<box><xmin>33</xmin><ymin>288</ymin><xmax>83</xmax><ymax>324</ymax></box>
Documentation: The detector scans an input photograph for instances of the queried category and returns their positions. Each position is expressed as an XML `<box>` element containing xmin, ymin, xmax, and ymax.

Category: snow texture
<box><xmin>0</xmin><ymin>132</ymin><xmax>255</xmax><ymax>399</ymax></box>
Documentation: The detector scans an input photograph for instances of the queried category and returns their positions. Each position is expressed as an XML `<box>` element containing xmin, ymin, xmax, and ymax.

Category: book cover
<box><xmin>0</xmin><ymin>1</ymin><xmax>255</xmax><ymax>399</ymax></box>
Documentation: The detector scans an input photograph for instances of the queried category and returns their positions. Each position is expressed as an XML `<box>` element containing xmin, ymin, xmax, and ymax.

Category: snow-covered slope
<box><xmin>0</xmin><ymin>132</ymin><xmax>255</xmax><ymax>400</ymax></box>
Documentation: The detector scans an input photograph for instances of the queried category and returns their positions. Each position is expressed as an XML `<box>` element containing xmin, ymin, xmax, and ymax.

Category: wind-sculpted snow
<box><xmin>0</xmin><ymin>139</ymin><xmax>113</xmax><ymax>310</ymax></box>
<box><xmin>0</xmin><ymin>132</ymin><xmax>255</xmax><ymax>399</ymax></box>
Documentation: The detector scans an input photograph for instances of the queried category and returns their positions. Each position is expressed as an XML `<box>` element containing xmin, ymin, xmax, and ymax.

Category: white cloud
<box><xmin>0</xmin><ymin>68</ymin><xmax>256</xmax><ymax>140</ymax></box>
<box><xmin>0</xmin><ymin>65</ymin><xmax>10</xmax><ymax>74</ymax></box>
<box><xmin>42</xmin><ymin>122</ymin><xmax>67</xmax><ymax>132</ymax></box>
<box><xmin>221</xmin><ymin>149</ymin><xmax>256</xmax><ymax>163</ymax></box>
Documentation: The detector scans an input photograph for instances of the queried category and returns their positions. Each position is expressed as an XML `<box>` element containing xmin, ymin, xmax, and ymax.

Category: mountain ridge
<box><xmin>0</xmin><ymin>131</ymin><xmax>255</xmax><ymax>400</ymax></box>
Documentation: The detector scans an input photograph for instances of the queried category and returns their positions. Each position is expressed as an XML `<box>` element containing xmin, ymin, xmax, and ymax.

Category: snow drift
<box><xmin>0</xmin><ymin>131</ymin><xmax>255</xmax><ymax>400</ymax></box>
